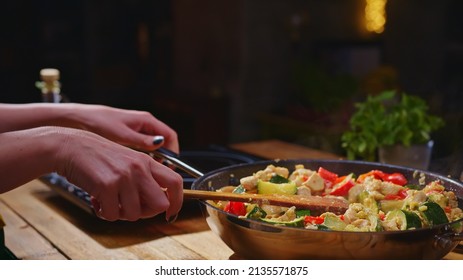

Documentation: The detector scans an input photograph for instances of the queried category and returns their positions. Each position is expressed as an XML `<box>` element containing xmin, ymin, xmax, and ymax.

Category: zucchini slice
<box><xmin>385</xmin><ymin>209</ymin><xmax>422</xmax><ymax>230</ymax></box>
<box><xmin>420</xmin><ymin>201</ymin><xmax>449</xmax><ymax>226</ymax></box>
<box><xmin>259</xmin><ymin>216</ymin><xmax>304</xmax><ymax>227</ymax></box>
<box><xmin>363</xmin><ymin>196</ymin><xmax>379</xmax><ymax>214</ymax></box>
<box><xmin>245</xmin><ymin>205</ymin><xmax>267</xmax><ymax>220</ymax></box>
<box><xmin>232</xmin><ymin>185</ymin><xmax>246</xmax><ymax>193</ymax></box>
<box><xmin>379</xmin><ymin>199</ymin><xmax>405</xmax><ymax>213</ymax></box>
<box><xmin>370</xmin><ymin>215</ymin><xmax>384</xmax><ymax>232</ymax></box>
<box><xmin>257</xmin><ymin>180</ymin><xmax>297</xmax><ymax>195</ymax></box>
<box><xmin>322</xmin><ymin>213</ymin><xmax>347</xmax><ymax>231</ymax></box>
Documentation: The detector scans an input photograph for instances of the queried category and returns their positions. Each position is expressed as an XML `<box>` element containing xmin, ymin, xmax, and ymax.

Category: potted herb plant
<box><xmin>341</xmin><ymin>90</ymin><xmax>444</xmax><ymax>169</ymax></box>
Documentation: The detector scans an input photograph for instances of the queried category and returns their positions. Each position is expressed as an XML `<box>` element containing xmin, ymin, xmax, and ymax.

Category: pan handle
<box><xmin>150</xmin><ymin>147</ymin><xmax>204</xmax><ymax>178</ymax></box>
<box><xmin>434</xmin><ymin>228</ymin><xmax>463</xmax><ymax>250</ymax></box>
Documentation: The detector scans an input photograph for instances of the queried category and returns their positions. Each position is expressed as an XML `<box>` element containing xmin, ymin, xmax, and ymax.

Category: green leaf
<box><xmin>341</xmin><ymin>90</ymin><xmax>444</xmax><ymax>161</ymax></box>
<box><xmin>269</xmin><ymin>174</ymin><xmax>290</xmax><ymax>184</ymax></box>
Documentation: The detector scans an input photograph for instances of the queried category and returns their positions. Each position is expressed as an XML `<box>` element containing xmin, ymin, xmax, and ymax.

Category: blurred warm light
<box><xmin>365</xmin><ymin>0</ymin><xmax>387</xmax><ymax>34</ymax></box>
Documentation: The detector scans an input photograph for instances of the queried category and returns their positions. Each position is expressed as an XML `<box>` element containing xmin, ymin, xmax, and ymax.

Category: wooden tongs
<box><xmin>151</xmin><ymin>148</ymin><xmax>349</xmax><ymax>215</ymax></box>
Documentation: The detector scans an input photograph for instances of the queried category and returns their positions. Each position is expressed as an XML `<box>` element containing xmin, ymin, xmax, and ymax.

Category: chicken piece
<box><xmin>445</xmin><ymin>191</ymin><xmax>459</xmax><ymax>208</ymax></box>
<box><xmin>289</xmin><ymin>165</ymin><xmax>325</xmax><ymax>192</ymax></box>
<box><xmin>362</xmin><ymin>176</ymin><xmax>385</xmax><ymax>200</ymax></box>
<box><xmin>343</xmin><ymin>202</ymin><xmax>380</xmax><ymax>231</ymax></box>
<box><xmin>408</xmin><ymin>190</ymin><xmax>427</xmax><ymax>203</ymax></box>
<box><xmin>381</xmin><ymin>218</ymin><xmax>401</xmax><ymax>231</ymax></box>
<box><xmin>343</xmin><ymin>203</ymin><xmax>366</xmax><ymax>224</ymax></box>
<box><xmin>449</xmin><ymin>208</ymin><xmax>463</xmax><ymax>221</ymax></box>
<box><xmin>351</xmin><ymin>219</ymin><xmax>371</xmax><ymax>229</ymax></box>
<box><xmin>403</xmin><ymin>189</ymin><xmax>427</xmax><ymax>210</ymax></box>
<box><xmin>380</xmin><ymin>181</ymin><xmax>406</xmax><ymax>196</ymax></box>
<box><xmin>239</xmin><ymin>164</ymin><xmax>291</xmax><ymax>191</ymax></box>
<box><xmin>273</xmin><ymin>206</ymin><xmax>297</xmax><ymax>222</ymax></box>
<box><xmin>302</xmin><ymin>172</ymin><xmax>325</xmax><ymax>192</ymax></box>
<box><xmin>289</xmin><ymin>165</ymin><xmax>315</xmax><ymax>187</ymax></box>
<box><xmin>274</xmin><ymin>166</ymin><xmax>290</xmax><ymax>178</ymax></box>
<box><xmin>347</xmin><ymin>184</ymin><xmax>365</xmax><ymax>203</ymax></box>
<box><xmin>361</xmin><ymin>176</ymin><xmax>405</xmax><ymax>200</ymax></box>
<box><xmin>296</xmin><ymin>186</ymin><xmax>312</xmax><ymax>197</ymax></box>
<box><xmin>423</xmin><ymin>181</ymin><xmax>445</xmax><ymax>193</ymax></box>
<box><xmin>240</xmin><ymin>175</ymin><xmax>258</xmax><ymax>191</ymax></box>
<box><xmin>261</xmin><ymin>205</ymin><xmax>289</xmax><ymax>219</ymax></box>
<box><xmin>255</xmin><ymin>165</ymin><xmax>290</xmax><ymax>181</ymax></box>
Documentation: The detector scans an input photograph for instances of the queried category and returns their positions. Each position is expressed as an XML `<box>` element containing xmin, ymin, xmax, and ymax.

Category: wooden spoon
<box><xmin>151</xmin><ymin>147</ymin><xmax>349</xmax><ymax>215</ymax></box>
<box><xmin>183</xmin><ymin>189</ymin><xmax>348</xmax><ymax>215</ymax></box>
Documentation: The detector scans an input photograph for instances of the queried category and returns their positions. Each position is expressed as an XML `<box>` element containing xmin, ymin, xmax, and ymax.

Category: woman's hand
<box><xmin>69</xmin><ymin>104</ymin><xmax>179</xmax><ymax>153</ymax></box>
<box><xmin>0</xmin><ymin>102</ymin><xmax>183</xmax><ymax>222</ymax></box>
<box><xmin>0</xmin><ymin>103</ymin><xmax>179</xmax><ymax>153</ymax></box>
<box><xmin>55</xmin><ymin>127</ymin><xmax>183</xmax><ymax>221</ymax></box>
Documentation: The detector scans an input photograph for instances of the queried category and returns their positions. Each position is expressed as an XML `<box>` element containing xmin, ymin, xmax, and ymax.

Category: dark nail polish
<box><xmin>152</xmin><ymin>135</ymin><xmax>164</xmax><ymax>145</ymax></box>
<box><xmin>167</xmin><ymin>214</ymin><xmax>178</xmax><ymax>223</ymax></box>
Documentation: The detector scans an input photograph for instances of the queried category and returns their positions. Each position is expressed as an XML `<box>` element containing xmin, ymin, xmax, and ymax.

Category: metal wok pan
<box><xmin>188</xmin><ymin>159</ymin><xmax>463</xmax><ymax>260</ymax></box>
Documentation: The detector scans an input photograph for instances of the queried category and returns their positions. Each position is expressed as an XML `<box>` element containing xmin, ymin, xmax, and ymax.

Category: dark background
<box><xmin>1</xmin><ymin>0</ymin><xmax>462</xmax><ymax>162</ymax></box>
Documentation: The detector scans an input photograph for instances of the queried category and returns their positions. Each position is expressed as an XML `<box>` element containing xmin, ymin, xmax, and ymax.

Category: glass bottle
<box><xmin>35</xmin><ymin>68</ymin><xmax>62</xmax><ymax>103</ymax></box>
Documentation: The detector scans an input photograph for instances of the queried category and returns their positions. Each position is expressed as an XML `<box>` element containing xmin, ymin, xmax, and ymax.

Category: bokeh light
<box><xmin>365</xmin><ymin>0</ymin><xmax>387</xmax><ymax>34</ymax></box>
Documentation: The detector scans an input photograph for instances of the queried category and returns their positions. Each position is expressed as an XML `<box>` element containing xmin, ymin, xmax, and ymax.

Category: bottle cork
<box><xmin>37</xmin><ymin>68</ymin><xmax>61</xmax><ymax>102</ymax></box>
<box><xmin>40</xmin><ymin>68</ymin><xmax>60</xmax><ymax>83</ymax></box>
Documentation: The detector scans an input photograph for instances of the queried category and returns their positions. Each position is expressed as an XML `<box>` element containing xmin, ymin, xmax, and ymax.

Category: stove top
<box><xmin>40</xmin><ymin>145</ymin><xmax>262</xmax><ymax>214</ymax></box>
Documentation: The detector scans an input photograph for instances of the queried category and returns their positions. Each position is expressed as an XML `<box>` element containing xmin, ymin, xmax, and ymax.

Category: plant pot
<box><xmin>378</xmin><ymin>140</ymin><xmax>434</xmax><ymax>170</ymax></box>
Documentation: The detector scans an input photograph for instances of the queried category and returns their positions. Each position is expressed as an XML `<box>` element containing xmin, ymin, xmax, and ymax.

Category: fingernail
<box><xmin>152</xmin><ymin>135</ymin><xmax>164</xmax><ymax>145</ymax></box>
<box><xmin>167</xmin><ymin>214</ymin><xmax>178</xmax><ymax>224</ymax></box>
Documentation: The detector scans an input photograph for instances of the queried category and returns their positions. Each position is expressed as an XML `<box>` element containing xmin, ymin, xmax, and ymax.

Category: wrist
<box><xmin>0</xmin><ymin>127</ymin><xmax>73</xmax><ymax>192</ymax></box>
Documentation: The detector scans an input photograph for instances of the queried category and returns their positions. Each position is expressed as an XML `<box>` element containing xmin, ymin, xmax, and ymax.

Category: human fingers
<box><xmin>137</xmin><ymin>180</ymin><xmax>172</xmax><ymax>220</ymax></box>
<box><xmin>92</xmin><ymin>183</ymin><xmax>120</xmax><ymax>221</ymax></box>
<box><xmin>117</xmin><ymin>179</ymin><xmax>142</xmax><ymax>221</ymax></box>
<box><xmin>55</xmin><ymin>128</ymin><xmax>176</xmax><ymax>221</ymax></box>
<box><xmin>130</xmin><ymin>114</ymin><xmax>180</xmax><ymax>153</ymax></box>
<box><xmin>115</xmin><ymin>122</ymin><xmax>179</xmax><ymax>154</ymax></box>
<box><xmin>77</xmin><ymin>106</ymin><xmax>179</xmax><ymax>153</ymax></box>
<box><xmin>148</xmin><ymin>160</ymin><xmax>184</xmax><ymax>221</ymax></box>
<box><xmin>118</xmin><ymin>156</ymin><xmax>174</xmax><ymax>220</ymax></box>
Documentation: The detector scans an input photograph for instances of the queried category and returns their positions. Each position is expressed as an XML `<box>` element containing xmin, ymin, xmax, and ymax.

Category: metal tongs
<box><xmin>150</xmin><ymin>147</ymin><xmax>204</xmax><ymax>178</ymax></box>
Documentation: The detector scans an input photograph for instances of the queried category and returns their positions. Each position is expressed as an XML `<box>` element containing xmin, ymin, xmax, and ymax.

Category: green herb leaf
<box><xmin>341</xmin><ymin>90</ymin><xmax>444</xmax><ymax>161</ymax></box>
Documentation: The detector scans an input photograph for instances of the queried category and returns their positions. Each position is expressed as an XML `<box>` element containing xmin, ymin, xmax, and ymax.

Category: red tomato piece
<box><xmin>357</xmin><ymin>170</ymin><xmax>385</xmax><ymax>182</ymax></box>
<box><xmin>383</xmin><ymin>194</ymin><xmax>402</xmax><ymax>200</ymax></box>
<box><xmin>330</xmin><ymin>176</ymin><xmax>355</xmax><ymax>196</ymax></box>
<box><xmin>425</xmin><ymin>189</ymin><xmax>444</xmax><ymax>195</ymax></box>
<box><xmin>335</xmin><ymin>175</ymin><xmax>347</xmax><ymax>184</ymax></box>
<box><xmin>224</xmin><ymin>201</ymin><xmax>247</xmax><ymax>216</ymax></box>
<box><xmin>357</xmin><ymin>170</ymin><xmax>407</xmax><ymax>186</ymax></box>
<box><xmin>318</xmin><ymin>167</ymin><xmax>338</xmax><ymax>183</ymax></box>
<box><xmin>379</xmin><ymin>212</ymin><xmax>386</xmax><ymax>221</ymax></box>
<box><xmin>384</xmin><ymin>173</ymin><xmax>407</xmax><ymax>186</ymax></box>
<box><xmin>304</xmin><ymin>216</ymin><xmax>325</xmax><ymax>225</ymax></box>
<box><xmin>383</xmin><ymin>189</ymin><xmax>408</xmax><ymax>200</ymax></box>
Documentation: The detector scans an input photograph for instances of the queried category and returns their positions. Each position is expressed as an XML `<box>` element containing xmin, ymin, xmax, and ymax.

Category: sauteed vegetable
<box><xmin>210</xmin><ymin>164</ymin><xmax>463</xmax><ymax>232</ymax></box>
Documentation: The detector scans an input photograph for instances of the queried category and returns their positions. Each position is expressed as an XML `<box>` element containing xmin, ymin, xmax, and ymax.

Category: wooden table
<box><xmin>1</xmin><ymin>139</ymin><xmax>462</xmax><ymax>260</ymax></box>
